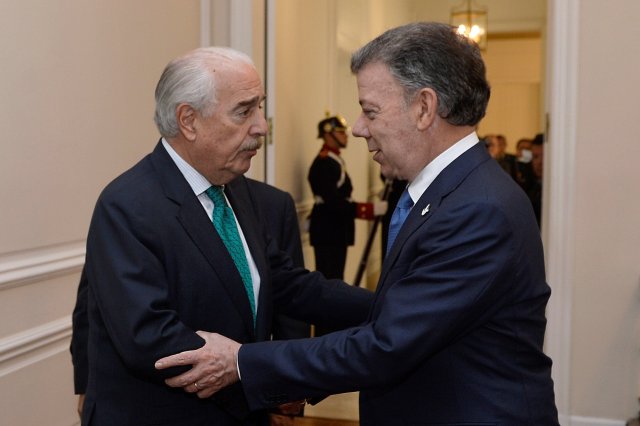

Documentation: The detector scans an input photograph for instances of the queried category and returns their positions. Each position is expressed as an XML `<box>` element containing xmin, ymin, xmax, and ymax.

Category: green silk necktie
<box><xmin>205</xmin><ymin>186</ymin><xmax>256</xmax><ymax>322</ymax></box>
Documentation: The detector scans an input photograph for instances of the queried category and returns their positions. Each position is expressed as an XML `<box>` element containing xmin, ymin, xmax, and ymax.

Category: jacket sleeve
<box><xmin>70</xmin><ymin>267</ymin><xmax>89</xmax><ymax>394</ymax></box>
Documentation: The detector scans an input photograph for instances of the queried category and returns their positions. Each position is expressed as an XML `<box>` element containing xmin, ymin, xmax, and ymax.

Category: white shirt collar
<box><xmin>161</xmin><ymin>138</ymin><xmax>212</xmax><ymax>196</ymax></box>
<box><xmin>407</xmin><ymin>131</ymin><xmax>479</xmax><ymax>203</ymax></box>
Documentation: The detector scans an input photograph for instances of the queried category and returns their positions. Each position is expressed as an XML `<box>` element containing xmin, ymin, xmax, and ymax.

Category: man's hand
<box><xmin>155</xmin><ymin>331</ymin><xmax>241</xmax><ymax>398</ymax></box>
<box><xmin>77</xmin><ymin>394</ymin><xmax>85</xmax><ymax>417</ymax></box>
<box><xmin>276</xmin><ymin>400</ymin><xmax>306</xmax><ymax>416</ymax></box>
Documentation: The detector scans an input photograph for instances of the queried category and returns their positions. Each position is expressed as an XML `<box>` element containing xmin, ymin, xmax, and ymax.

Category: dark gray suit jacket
<box><xmin>71</xmin><ymin>178</ymin><xmax>309</xmax><ymax>396</ymax></box>
<box><xmin>75</xmin><ymin>142</ymin><xmax>372</xmax><ymax>425</ymax></box>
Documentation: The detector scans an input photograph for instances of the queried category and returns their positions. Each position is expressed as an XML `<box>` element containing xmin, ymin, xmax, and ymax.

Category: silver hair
<box><xmin>153</xmin><ymin>47</ymin><xmax>255</xmax><ymax>138</ymax></box>
<box><xmin>351</xmin><ymin>22</ymin><xmax>490</xmax><ymax>126</ymax></box>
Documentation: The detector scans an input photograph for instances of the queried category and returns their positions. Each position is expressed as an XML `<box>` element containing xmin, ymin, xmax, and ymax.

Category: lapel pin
<box><xmin>421</xmin><ymin>204</ymin><xmax>430</xmax><ymax>216</ymax></box>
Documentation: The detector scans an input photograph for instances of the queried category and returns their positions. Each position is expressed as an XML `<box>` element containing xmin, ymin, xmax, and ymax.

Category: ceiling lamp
<box><xmin>450</xmin><ymin>0</ymin><xmax>488</xmax><ymax>50</ymax></box>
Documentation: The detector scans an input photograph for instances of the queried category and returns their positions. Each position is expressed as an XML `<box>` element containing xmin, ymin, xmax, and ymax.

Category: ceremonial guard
<box><xmin>308</xmin><ymin>114</ymin><xmax>386</xmax><ymax>283</ymax></box>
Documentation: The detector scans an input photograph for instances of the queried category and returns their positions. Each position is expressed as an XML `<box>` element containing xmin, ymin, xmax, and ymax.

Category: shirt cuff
<box><xmin>236</xmin><ymin>349</ymin><xmax>242</xmax><ymax>381</ymax></box>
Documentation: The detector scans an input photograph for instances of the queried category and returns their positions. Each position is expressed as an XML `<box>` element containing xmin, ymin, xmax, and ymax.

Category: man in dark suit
<box><xmin>69</xmin><ymin>178</ymin><xmax>310</xmax><ymax>418</ymax></box>
<box><xmin>157</xmin><ymin>23</ymin><xmax>559</xmax><ymax>425</ymax></box>
<box><xmin>243</xmin><ymin>179</ymin><xmax>310</xmax><ymax>342</ymax></box>
<box><xmin>79</xmin><ymin>46</ymin><xmax>372</xmax><ymax>426</ymax></box>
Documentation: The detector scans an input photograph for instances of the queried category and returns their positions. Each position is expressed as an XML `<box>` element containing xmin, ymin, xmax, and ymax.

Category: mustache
<box><xmin>240</xmin><ymin>137</ymin><xmax>263</xmax><ymax>151</ymax></box>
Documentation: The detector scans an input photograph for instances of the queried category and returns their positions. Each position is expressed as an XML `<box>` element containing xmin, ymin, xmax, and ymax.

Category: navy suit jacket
<box><xmin>238</xmin><ymin>142</ymin><xmax>559</xmax><ymax>425</ymax></box>
<box><xmin>79</xmin><ymin>142</ymin><xmax>371</xmax><ymax>425</ymax></box>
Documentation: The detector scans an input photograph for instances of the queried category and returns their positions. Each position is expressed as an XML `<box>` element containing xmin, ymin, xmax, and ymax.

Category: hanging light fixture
<box><xmin>450</xmin><ymin>0</ymin><xmax>488</xmax><ymax>50</ymax></box>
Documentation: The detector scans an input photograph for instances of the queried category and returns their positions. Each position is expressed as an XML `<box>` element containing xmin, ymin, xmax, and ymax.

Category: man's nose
<box><xmin>252</xmin><ymin>114</ymin><xmax>268</xmax><ymax>136</ymax></box>
<box><xmin>351</xmin><ymin>115</ymin><xmax>369</xmax><ymax>138</ymax></box>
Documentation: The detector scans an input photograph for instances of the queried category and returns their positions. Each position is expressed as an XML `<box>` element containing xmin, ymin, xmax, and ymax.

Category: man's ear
<box><xmin>415</xmin><ymin>88</ymin><xmax>438</xmax><ymax>131</ymax></box>
<box><xmin>176</xmin><ymin>103</ymin><xmax>197</xmax><ymax>141</ymax></box>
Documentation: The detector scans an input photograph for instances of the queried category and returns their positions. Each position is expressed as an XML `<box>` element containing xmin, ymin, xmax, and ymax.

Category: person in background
<box><xmin>78</xmin><ymin>46</ymin><xmax>372</xmax><ymax>426</ymax></box>
<box><xmin>513</xmin><ymin>137</ymin><xmax>536</xmax><ymax>194</ymax></box>
<box><xmin>244</xmin><ymin>179</ymin><xmax>309</xmax><ymax>343</ymax></box>
<box><xmin>485</xmin><ymin>133</ymin><xmax>518</xmax><ymax>177</ymax></box>
<box><xmin>156</xmin><ymin>22</ymin><xmax>559</xmax><ymax>426</ymax></box>
<box><xmin>244</xmin><ymin>178</ymin><xmax>310</xmax><ymax>426</ymax></box>
<box><xmin>516</xmin><ymin>137</ymin><xmax>533</xmax><ymax>163</ymax></box>
<box><xmin>307</xmin><ymin>113</ymin><xmax>387</xmax><ymax>282</ymax></box>
<box><xmin>528</xmin><ymin>132</ymin><xmax>545</xmax><ymax>226</ymax></box>
<box><xmin>486</xmin><ymin>133</ymin><xmax>535</xmax><ymax>193</ymax></box>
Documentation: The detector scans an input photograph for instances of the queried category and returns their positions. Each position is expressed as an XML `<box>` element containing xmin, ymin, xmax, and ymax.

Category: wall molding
<box><xmin>0</xmin><ymin>241</ymin><xmax>85</xmax><ymax>291</ymax></box>
<box><xmin>0</xmin><ymin>316</ymin><xmax>72</xmax><ymax>377</ymax></box>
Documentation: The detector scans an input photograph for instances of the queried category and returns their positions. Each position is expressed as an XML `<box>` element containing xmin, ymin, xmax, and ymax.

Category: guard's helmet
<box><xmin>317</xmin><ymin>115</ymin><xmax>348</xmax><ymax>138</ymax></box>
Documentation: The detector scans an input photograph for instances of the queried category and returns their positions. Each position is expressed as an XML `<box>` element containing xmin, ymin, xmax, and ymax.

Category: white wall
<box><xmin>480</xmin><ymin>36</ymin><xmax>544</xmax><ymax>151</ymax></box>
<box><xmin>571</xmin><ymin>0</ymin><xmax>640</xmax><ymax>420</ymax></box>
<box><xmin>0</xmin><ymin>1</ymin><xmax>200</xmax><ymax>424</ymax></box>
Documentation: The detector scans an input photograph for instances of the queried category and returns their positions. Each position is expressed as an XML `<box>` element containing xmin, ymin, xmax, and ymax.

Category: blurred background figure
<box><xmin>486</xmin><ymin>133</ymin><xmax>536</xmax><ymax>194</ymax></box>
<box><xmin>516</xmin><ymin>137</ymin><xmax>533</xmax><ymax>163</ymax></box>
<box><xmin>308</xmin><ymin>113</ymin><xmax>386</xmax><ymax>335</ymax></box>
<box><xmin>245</xmin><ymin>179</ymin><xmax>310</xmax><ymax>343</ymax></box>
<box><xmin>513</xmin><ymin>137</ymin><xmax>536</xmax><ymax>195</ymax></box>
<box><xmin>485</xmin><ymin>134</ymin><xmax>517</xmax><ymax>176</ymax></box>
<box><xmin>528</xmin><ymin>133</ymin><xmax>545</xmax><ymax>226</ymax></box>
<box><xmin>307</xmin><ymin>113</ymin><xmax>386</xmax><ymax>284</ymax></box>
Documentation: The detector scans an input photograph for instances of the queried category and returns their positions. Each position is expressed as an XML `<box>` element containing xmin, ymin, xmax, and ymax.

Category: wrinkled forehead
<box><xmin>215</xmin><ymin>62</ymin><xmax>265</xmax><ymax>100</ymax></box>
<box><xmin>356</xmin><ymin>62</ymin><xmax>404</xmax><ymax>102</ymax></box>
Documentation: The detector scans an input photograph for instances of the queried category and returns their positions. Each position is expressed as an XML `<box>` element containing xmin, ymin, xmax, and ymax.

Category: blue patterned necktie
<box><xmin>386</xmin><ymin>188</ymin><xmax>414</xmax><ymax>255</ymax></box>
<box><xmin>205</xmin><ymin>186</ymin><xmax>256</xmax><ymax>322</ymax></box>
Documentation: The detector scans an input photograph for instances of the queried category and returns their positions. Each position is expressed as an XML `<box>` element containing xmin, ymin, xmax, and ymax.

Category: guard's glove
<box><xmin>373</xmin><ymin>201</ymin><xmax>388</xmax><ymax>216</ymax></box>
<box><xmin>355</xmin><ymin>201</ymin><xmax>388</xmax><ymax>219</ymax></box>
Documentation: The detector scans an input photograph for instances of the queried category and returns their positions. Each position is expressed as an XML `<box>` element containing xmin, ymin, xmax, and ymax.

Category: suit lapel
<box><xmin>378</xmin><ymin>142</ymin><xmax>491</xmax><ymax>288</ymax></box>
<box><xmin>149</xmin><ymin>142</ymin><xmax>256</xmax><ymax>336</ymax></box>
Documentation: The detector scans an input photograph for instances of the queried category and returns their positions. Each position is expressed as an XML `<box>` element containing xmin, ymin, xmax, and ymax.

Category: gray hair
<box><xmin>154</xmin><ymin>47</ymin><xmax>255</xmax><ymax>138</ymax></box>
<box><xmin>351</xmin><ymin>22</ymin><xmax>490</xmax><ymax>126</ymax></box>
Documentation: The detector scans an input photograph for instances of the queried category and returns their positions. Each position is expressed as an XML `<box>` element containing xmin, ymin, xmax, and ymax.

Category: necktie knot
<box><xmin>205</xmin><ymin>186</ymin><xmax>226</xmax><ymax>207</ymax></box>
<box><xmin>397</xmin><ymin>189</ymin><xmax>413</xmax><ymax>209</ymax></box>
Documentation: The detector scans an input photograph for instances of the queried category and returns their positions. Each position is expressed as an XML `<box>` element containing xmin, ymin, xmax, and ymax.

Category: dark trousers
<box><xmin>313</xmin><ymin>245</ymin><xmax>347</xmax><ymax>280</ymax></box>
<box><xmin>312</xmin><ymin>245</ymin><xmax>348</xmax><ymax>336</ymax></box>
